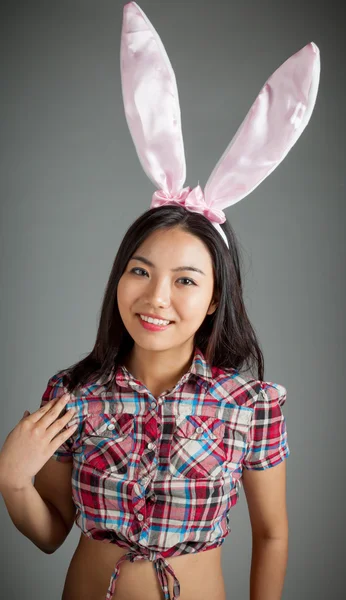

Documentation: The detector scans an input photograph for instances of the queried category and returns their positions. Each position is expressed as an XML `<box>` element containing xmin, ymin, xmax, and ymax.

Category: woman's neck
<box><xmin>123</xmin><ymin>343</ymin><xmax>195</xmax><ymax>398</ymax></box>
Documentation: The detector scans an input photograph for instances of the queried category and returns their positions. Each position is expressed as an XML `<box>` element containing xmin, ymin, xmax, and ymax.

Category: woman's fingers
<box><xmin>45</xmin><ymin>394</ymin><xmax>71</xmax><ymax>429</ymax></box>
<box><xmin>48</xmin><ymin>410</ymin><xmax>79</xmax><ymax>449</ymax></box>
<box><xmin>30</xmin><ymin>392</ymin><xmax>70</xmax><ymax>423</ymax></box>
<box><xmin>44</xmin><ymin>395</ymin><xmax>76</xmax><ymax>431</ymax></box>
<box><xmin>46</xmin><ymin>405</ymin><xmax>77</xmax><ymax>438</ymax></box>
<box><xmin>36</xmin><ymin>393</ymin><xmax>73</xmax><ymax>426</ymax></box>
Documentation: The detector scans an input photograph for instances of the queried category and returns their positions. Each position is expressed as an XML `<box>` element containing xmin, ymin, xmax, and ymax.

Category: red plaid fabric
<box><xmin>39</xmin><ymin>347</ymin><xmax>290</xmax><ymax>599</ymax></box>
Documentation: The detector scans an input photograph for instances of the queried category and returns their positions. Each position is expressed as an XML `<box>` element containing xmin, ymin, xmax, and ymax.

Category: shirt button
<box><xmin>150</xmin><ymin>494</ymin><xmax>157</xmax><ymax>502</ymax></box>
<box><xmin>196</xmin><ymin>426</ymin><xmax>203</xmax><ymax>433</ymax></box>
<box><xmin>147</xmin><ymin>442</ymin><xmax>155</xmax><ymax>450</ymax></box>
<box><xmin>150</xmin><ymin>401</ymin><xmax>156</xmax><ymax>409</ymax></box>
<box><xmin>157</xmin><ymin>398</ymin><xmax>164</xmax><ymax>405</ymax></box>
<box><xmin>137</xmin><ymin>514</ymin><xmax>144</xmax><ymax>521</ymax></box>
<box><xmin>107</xmin><ymin>423</ymin><xmax>115</xmax><ymax>430</ymax></box>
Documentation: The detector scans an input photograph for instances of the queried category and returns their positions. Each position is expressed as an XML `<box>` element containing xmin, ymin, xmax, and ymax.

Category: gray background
<box><xmin>1</xmin><ymin>0</ymin><xmax>344</xmax><ymax>598</ymax></box>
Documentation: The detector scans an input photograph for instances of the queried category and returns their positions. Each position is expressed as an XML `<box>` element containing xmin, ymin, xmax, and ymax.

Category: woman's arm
<box><xmin>0</xmin><ymin>455</ymin><xmax>75</xmax><ymax>554</ymax></box>
<box><xmin>249</xmin><ymin>536</ymin><xmax>288</xmax><ymax>600</ymax></box>
<box><xmin>0</xmin><ymin>479</ymin><xmax>69</xmax><ymax>554</ymax></box>
<box><xmin>242</xmin><ymin>460</ymin><xmax>289</xmax><ymax>600</ymax></box>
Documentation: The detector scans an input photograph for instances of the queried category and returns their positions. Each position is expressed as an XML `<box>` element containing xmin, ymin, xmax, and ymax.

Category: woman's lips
<box><xmin>136</xmin><ymin>314</ymin><xmax>173</xmax><ymax>332</ymax></box>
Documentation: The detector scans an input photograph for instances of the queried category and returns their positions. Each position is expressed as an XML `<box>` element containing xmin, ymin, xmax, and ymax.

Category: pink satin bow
<box><xmin>151</xmin><ymin>185</ymin><xmax>226</xmax><ymax>224</ymax></box>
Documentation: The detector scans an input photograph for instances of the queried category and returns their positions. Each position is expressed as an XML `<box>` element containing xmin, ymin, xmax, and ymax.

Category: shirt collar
<box><xmin>115</xmin><ymin>345</ymin><xmax>213</xmax><ymax>391</ymax></box>
<box><xmin>86</xmin><ymin>346</ymin><xmax>213</xmax><ymax>395</ymax></box>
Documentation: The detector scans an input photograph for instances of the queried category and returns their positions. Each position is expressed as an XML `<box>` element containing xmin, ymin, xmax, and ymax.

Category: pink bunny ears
<box><xmin>120</xmin><ymin>2</ymin><xmax>320</xmax><ymax>247</ymax></box>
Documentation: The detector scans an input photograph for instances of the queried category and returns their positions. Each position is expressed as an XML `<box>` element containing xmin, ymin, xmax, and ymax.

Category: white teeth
<box><xmin>139</xmin><ymin>315</ymin><xmax>171</xmax><ymax>326</ymax></box>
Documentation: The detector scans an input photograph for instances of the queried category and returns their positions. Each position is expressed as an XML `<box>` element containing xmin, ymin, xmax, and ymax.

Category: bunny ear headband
<box><xmin>120</xmin><ymin>2</ymin><xmax>320</xmax><ymax>247</ymax></box>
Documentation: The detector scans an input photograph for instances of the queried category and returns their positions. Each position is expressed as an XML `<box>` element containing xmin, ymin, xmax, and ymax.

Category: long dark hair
<box><xmin>62</xmin><ymin>205</ymin><xmax>264</xmax><ymax>393</ymax></box>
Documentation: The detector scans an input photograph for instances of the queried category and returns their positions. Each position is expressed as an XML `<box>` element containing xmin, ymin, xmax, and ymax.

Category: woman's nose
<box><xmin>145</xmin><ymin>278</ymin><xmax>171</xmax><ymax>308</ymax></box>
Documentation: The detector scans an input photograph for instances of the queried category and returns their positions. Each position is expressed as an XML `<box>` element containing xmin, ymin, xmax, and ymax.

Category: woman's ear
<box><xmin>207</xmin><ymin>298</ymin><xmax>218</xmax><ymax>316</ymax></box>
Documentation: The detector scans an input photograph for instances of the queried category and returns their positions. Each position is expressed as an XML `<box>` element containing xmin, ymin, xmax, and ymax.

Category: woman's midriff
<box><xmin>61</xmin><ymin>532</ymin><xmax>226</xmax><ymax>600</ymax></box>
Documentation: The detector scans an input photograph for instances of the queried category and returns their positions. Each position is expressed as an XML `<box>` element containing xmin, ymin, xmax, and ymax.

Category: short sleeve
<box><xmin>243</xmin><ymin>381</ymin><xmax>290</xmax><ymax>470</ymax></box>
<box><xmin>39</xmin><ymin>372</ymin><xmax>75</xmax><ymax>462</ymax></box>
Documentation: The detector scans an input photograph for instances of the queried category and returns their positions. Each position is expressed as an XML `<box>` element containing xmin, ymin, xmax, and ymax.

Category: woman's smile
<box><xmin>136</xmin><ymin>313</ymin><xmax>173</xmax><ymax>331</ymax></box>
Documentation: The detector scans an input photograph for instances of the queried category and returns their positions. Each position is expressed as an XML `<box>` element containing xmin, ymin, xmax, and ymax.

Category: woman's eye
<box><xmin>130</xmin><ymin>267</ymin><xmax>148</xmax><ymax>276</ymax></box>
<box><xmin>178</xmin><ymin>278</ymin><xmax>196</xmax><ymax>286</ymax></box>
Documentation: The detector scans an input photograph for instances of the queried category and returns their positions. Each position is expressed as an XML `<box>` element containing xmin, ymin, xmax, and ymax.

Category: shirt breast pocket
<box><xmin>79</xmin><ymin>413</ymin><xmax>135</xmax><ymax>477</ymax></box>
<box><xmin>169</xmin><ymin>415</ymin><xmax>226</xmax><ymax>480</ymax></box>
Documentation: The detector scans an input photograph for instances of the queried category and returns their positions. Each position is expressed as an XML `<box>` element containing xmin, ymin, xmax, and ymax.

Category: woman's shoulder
<box><xmin>208</xmin><ymin>365</ymin><xmax>287</xmax><ymax>408</ymax></box>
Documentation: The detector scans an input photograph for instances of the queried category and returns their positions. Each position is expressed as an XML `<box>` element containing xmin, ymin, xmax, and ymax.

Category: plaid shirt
<box><xmin>39</xmin><ymin>347</ymin><xmax>290</xmax><ymax>600</ymax></box>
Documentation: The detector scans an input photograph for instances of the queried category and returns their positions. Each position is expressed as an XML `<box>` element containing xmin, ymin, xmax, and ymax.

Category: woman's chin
<box><xmin>132</xmin><ymin>335</ymin><xmax>176</xmax><ymax>352</ymax></box>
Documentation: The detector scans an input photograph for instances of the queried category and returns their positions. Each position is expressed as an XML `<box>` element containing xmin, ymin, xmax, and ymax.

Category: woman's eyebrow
<box><xmin>129</xmin><ymin>255</ymin><xmax>206</xmax><ymax>276</ymax></box>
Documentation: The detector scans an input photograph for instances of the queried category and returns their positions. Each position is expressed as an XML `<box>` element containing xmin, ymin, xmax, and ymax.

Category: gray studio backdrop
<box><xmin>1</xmin><ymin>0</ymin><xmax>344</xmax><ymax>598</ymax></box>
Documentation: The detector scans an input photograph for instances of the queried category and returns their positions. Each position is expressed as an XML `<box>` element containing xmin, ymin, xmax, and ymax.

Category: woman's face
<box><xmin>117</xmin><ymin>227</ymin><xmax>218</xmax><ymax>353</ymax></box>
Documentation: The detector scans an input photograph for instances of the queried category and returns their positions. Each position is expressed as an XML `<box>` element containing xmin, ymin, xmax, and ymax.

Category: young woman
<box><xmin>0</xmin><ymin>3</ymin><xmax>320</xmax><ymax>600</ymax></box>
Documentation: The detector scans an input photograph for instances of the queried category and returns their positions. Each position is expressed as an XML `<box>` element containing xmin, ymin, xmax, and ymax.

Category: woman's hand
<box><xmin>0</xmin><ymin>394</ymin><xmax>77</xmax><ymax>491</ymax></box>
